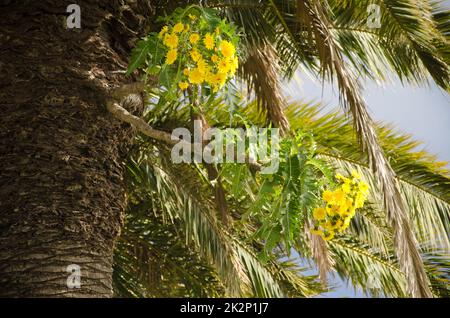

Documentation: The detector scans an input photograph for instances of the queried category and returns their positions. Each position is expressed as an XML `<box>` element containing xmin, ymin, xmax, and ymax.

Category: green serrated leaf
<box><xmin>307</xmin><ymin>158</ymin><xmax>334</xmax><ymax>184</ymax></box>
<box><xmin>127</xmin><ymin>38</ymin><xmax>154</xmax><ymax>75</ymax></box>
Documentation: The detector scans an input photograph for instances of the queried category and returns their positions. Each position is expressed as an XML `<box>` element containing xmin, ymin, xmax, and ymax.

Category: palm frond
<box><xmin>327</xmin><ymin>0</ymin><xmax>450</xmax><ymax>88</ymax></box>
<box><xmin>213</xmin><ymin>0</ymin><xmax>449</xmax><ymax>88</ymax></box>
<box><xmin>126</xmin><ymin>151</ymin><xmax>245</xmax><ymax>296</ymax></box>
<box><xmin>329</xmin><ymin>238</ymin><xmax>408</xmax><ymax>297</ymax></box>
<box><xmin>121</xmin><ymin>142</ymin><xmax>322</xmax><ymax>297</ymax></box>
<box><xmin>305</xmin><ymin>220</ymin><xmax>335</xmax><ymax>285</ymax></box>
<box><xmin>114</xmin><ymin>215</ymin><xmax>224</xmax><ymax>297</ymax></box>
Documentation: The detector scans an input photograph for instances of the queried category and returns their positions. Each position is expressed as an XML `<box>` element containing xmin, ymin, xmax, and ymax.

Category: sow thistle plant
<box><xmin>160</xmin><ymin>19</ymin><xmax>238</xmax><ymax>92</ymax></box>
<box><xmin>311</xmin><ymin>170</ymin><xmax>370</xmax><ymax>241</ymax></box>
<box><xmin>128</xmin><ymin>6</ymin><xmax>240</xmax><ymax>99</ymax></box>
<box><xmin>127</xmin><ymin>5</ymin><xmax>367</xmax><ymax>251</ymax></box>
<box><xmin>238</xmin><ymin>131</ymin><xmax>371</xmax><ymax>264</ymax></box>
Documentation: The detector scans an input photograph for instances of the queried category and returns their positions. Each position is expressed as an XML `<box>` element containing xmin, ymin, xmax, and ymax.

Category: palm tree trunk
<box><xmin>0</xmin><ymin>0</ymin><xmax>156</xmax><ymax>297</ymax></box>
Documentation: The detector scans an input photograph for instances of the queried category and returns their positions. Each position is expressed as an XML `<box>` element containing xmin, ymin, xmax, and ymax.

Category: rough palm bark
<box><xmin>0</xmin><ymin>0</ymin><xmax>161</xmax><ymax>297</ymax></box>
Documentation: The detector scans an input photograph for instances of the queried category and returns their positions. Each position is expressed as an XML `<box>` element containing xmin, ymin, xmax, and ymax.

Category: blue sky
<box><xmin>286</xmin><ymin>76</ymin><xmax>450</xmax><ymax>164</ymax></box>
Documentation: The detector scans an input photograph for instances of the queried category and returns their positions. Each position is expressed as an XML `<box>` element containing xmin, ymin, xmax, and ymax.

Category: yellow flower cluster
<box><xmin>158</xmin><ymin>18</ymin><xmax>238</xmax><ymax>93</ymax></box>
<box><xmin>311</xmin><ymin>170</ymin><xmax>369</xmax><ymax>241</ymax></box>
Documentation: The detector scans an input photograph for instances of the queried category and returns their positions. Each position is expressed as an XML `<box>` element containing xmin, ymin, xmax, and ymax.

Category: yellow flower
<box><xmin>210</xmin><ymin>72</ymin><xmax>227</xmax><ymax>87</ymax></box>
<box><xmin>215</xmin><ymin>27</ymin><xmax>221</xmax><ymax>35</ymax></box>
<box><xmin>163</xmin><ymin>33</ymin><xmax>179</xmax><ymax>49</ymax></box>
<box><xmin>197</xmin><ymin>58</ymin><xmax>208</xmax><ymax>73</ymax></box>
<box><xmin>342</xmin><ymin>217</ymin><xmax>351</xmax><ymax>230</ymax></box>
<box><xmin>188</xmin><ymin>68</ymin><xmax>204</xmax><ymax>84</ymax></box>
<box><xmin>351</xmin><ymin>169</ymin><xmax>361</xmax><ymax>179</ymax></box>
<box><xmin>316</xmin><ymin>171</ymin><xmax>366</xmax><ymax>237</ymax></box>
<box><xmin>326</xmin><ymin>204</ymin><xmax>339</xmax><ymax>216</ymax></box>
<box><xmin>188</xmin><ymin>14</ymin><xmax>197</xmax><ymax>21</ymax></box>
<box><xmin>359</xmin><ymin>181</ymin><xmax>369</xmax><ymax>194</ymax></box>
<box><xmin>211</xmin><ymin>54</ymin><xmax>219</xmax><ymax>63</ymax></box>
<box><xmin>204</xmin><ymin>70</ymin><xmax>213</xmax><ymax>82</ymax></box>
<box><xmin>326</xmin><ymin>220</ymin><xmax>342</xmax><ymax>231</ymax></box>
<box><xmin>322</xmin><ymin>190</ymin><xmax>334</xmax><ymax>202</ymax></box>
<box><xmin>173</xmin><ymin>22</ymin><xmax>184</xmax><ymax>34</ymax></box>
<box><xmin>204</xmin><ymin>33</ymin><xmax>215</xmax><ymax>50</ymax></box>
<box><xmin>178</xmin><ymin>81</ymin><xmax>189</xmax><ymax>90</ymax></box>
<box><xmin>339</xmin><ymin>205</ymin><xmax>349</xmax><ymax>216</ymax></box>
<box><xmin>218</xmin><ymin>58</ymin><xmax>231</xmax><ymax>74</ymax></box>
<box><xmin>336</xmin><ymin>173</ymin><xmax>351</xmax><ymax>184</ymax></box>
<box><xmin>333</xmin><ymin>220</ymin><xmax>343</xmax><ymax>230</ymax></box>
<box><xmin>346</xmin><ymin>197</ymin><xmax>354</xmax><ymax>207</ymax></box>
<box><xmin>165</xmin><ymin>49</ymin><xmax>177</xmax><ymax>65</ymax></box>
<box><xmin>190</xmin><ymin>49</ymin><xmax>201</xmax><ymax>62</ymax></box>
<box><xmin>323</xmin><ymin>221</ymin><xmax>333</xmax><ymax>230</ymax></box>
<box><xmin>348</xmin><ymin>207</ymin><xmax>356</xmax><ymax>217</ymax></box>
<box><xmin>313</xmin><ymin>207</ymin><xmax>326</xmax><ymax>221</ymax></box>
<box><xmin>333</xmin><ymin>189</ymin><xmax>345</xmax><ymax>203</ymax></box>
<box><xmin>189</xmin><ymin>33</ymin><xmax>200</xmax><ymax>44</ymax></box>
<box><xmin>158</xmin><ymin>25</ymin><xmax>169</xmax><ymax>38</ymax></box>
<box><xmin>355</xmin><ymin>194</ymin><xmax>366</xmax><ymax>209</ymax></box>
<box><xmin>339</xmin><ymin>199</ymin><xmax>353</xmax><ymax>216</ymax></box>
<box><xmin>323</xmin><ymin>231</ymin><xmax>335</xmax><ymax>241</ymax></box>
<box><xmin>183</xmin><ymin>68</ymin><xmax>190</xmax><ymax>76</ymax></box>
<box><xmin>342</xmin><ymin>183</ymin><xmax>351</xmax><ymax>194</ymax></box>
<box><xmin>220</xmin><ymin>40</ymin><xmax>236</xmax><ymax>58</ymax></box>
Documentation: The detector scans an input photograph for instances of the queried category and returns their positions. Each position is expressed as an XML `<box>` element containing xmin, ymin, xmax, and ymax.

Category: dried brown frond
<box><xmin>191</xmin><ymin>107</ymin><xmax>230</xmax><ymax>226</ymax></box>
<box><xmin>305</xmin><ymin>220</ymin><xmax>335</xmax><ymax>285</ymax></box>
<box><xmin>240</xmin><ymin>43</ymin><xmax>291</xmax><ymax>133</ymax></box>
